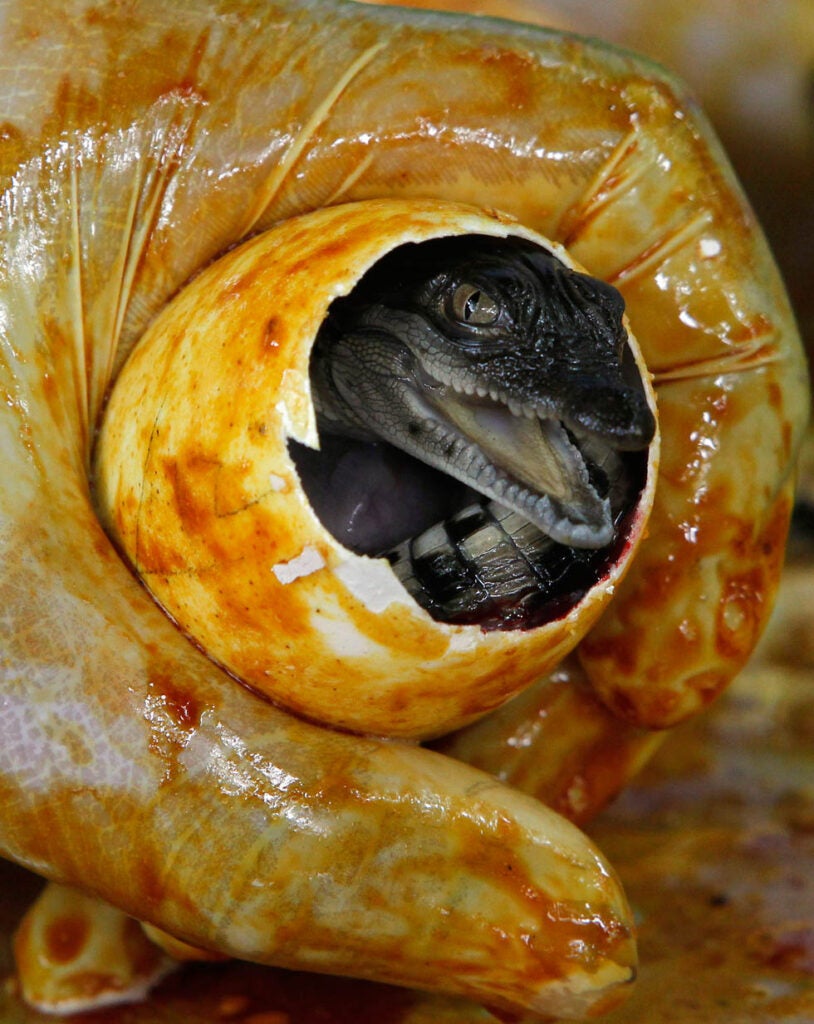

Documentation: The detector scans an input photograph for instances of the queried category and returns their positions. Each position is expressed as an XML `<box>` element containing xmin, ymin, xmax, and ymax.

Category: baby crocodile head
<box><xmin>293</xmin><ymin>233</ymin><xmax>655</xmax><ymax>629</ymax></box>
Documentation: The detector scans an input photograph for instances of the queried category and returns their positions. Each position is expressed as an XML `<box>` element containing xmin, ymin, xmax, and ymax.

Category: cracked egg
<box><xmin>94</xmin><ymin>198</ymin><xmax>659</xmax><ymax>738</ymax></box>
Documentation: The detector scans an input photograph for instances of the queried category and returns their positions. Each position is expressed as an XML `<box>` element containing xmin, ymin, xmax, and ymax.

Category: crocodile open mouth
<box><xmin>288</xmin><ymin>434</ymin><xmax>647</xmax><ymax>631</ymax></box>
<box><xmin>291</xmin><ymin>231</ymin><xmax>654</xmax><ymax>631</ymax></box>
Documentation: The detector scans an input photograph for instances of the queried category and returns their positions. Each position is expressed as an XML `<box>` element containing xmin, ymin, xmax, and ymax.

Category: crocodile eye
<box><xmin>449</xmin><ymin>283</ymin><xmax>500</xmax><ymax>325</ymax></box>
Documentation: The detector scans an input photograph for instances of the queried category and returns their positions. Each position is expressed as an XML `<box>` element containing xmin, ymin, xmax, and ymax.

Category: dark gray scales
<box><xmin>290</xmin><ymin>234</ymin><xmax>654</xmax><ymax>629</ymax></box>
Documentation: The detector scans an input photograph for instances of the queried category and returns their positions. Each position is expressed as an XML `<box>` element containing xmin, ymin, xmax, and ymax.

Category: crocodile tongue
<box><xmin>440</xmin><ymin>393</ymin><xmax>613</xmax><ymax>548</ymax></box>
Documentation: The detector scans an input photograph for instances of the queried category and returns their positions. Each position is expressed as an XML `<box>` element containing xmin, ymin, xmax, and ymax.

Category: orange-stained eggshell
<box><xmin>13</xmin><ymin>884</ymin><xmax>174</xmax><ymax>1015</ymax></box>
<box><xmin>94</xmin><ymin>198</ymin><xmax>659</xmax><ymax>739</ymax></box>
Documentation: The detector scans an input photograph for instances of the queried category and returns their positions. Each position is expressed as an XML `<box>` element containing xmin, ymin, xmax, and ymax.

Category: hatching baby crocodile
<box><xmin>292</xmin><ymin>234</ymin><xmax>656</xmax><ymax>630</ymax></box>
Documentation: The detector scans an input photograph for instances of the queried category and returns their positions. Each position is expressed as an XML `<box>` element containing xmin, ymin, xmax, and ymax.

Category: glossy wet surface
<box><xmin>1</xmin><ymin>551</ymin><xmax>813</xmax><ymax>1023</ymax></box>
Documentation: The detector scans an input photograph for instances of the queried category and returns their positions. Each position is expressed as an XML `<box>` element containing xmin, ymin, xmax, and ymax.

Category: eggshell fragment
<box><xmin>13</xmin><ymin>884</ymin><xmax>174</xmax><ymax>1015</ymax></box>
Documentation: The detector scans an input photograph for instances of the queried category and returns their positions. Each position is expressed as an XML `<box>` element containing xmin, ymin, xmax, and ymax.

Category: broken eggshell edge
<box><xmin>93</xmin><ymin>198</ymin><xmax>660</xmax><ymax>739</ymax></box>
